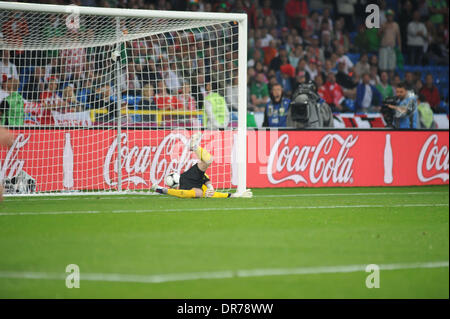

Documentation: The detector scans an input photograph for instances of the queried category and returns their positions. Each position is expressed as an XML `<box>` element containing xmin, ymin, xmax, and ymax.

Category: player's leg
<box><xmin>151</xmin><ymin>184</ymin><xmax>203</xmax><ymax>198</ymax></box>
<box><xmin>189</xmin><ymin>132</ymin><xmax>213</xmax><ymax>172</ymax></box>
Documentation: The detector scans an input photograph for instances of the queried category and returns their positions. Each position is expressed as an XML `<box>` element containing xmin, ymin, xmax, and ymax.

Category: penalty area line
<box><xmin>0</xmin><ymin>261</ymin><xmax>447</xmax><ymax>284</ymax></box>
<box><xmin>0</xmin><ymin>203</ymin><xmax>448</xmax><ymax>216</ymax></box>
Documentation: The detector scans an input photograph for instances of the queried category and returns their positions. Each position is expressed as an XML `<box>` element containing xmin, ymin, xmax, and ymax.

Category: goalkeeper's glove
<box><xmin>205</xmin><ymin>183</ymin><xmax>215</xmax><ymax>198</ymax></box>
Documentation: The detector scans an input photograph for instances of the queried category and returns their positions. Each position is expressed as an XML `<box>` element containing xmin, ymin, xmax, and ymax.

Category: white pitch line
<box><xmin>3</xmin><ymin>191</ymin><xmax>449</xmax><ymax>202</ymax></box>
<box><xmin>0</xmin><ymin>203</ymin><xmax>448</xmax><ymax>216</ymax></box>
<box><xmin>0</xmin><ymin>261</ymin><xmax>447</xmax><ymax>284</ymax></box>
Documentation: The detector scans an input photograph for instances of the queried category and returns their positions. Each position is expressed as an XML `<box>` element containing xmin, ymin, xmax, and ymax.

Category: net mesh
<box><xmin>0</xmin><ymin>5</ymin><xmax>241</xmax><ymax>195</ymax></box>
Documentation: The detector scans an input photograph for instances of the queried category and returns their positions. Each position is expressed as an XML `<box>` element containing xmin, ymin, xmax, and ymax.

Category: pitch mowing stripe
<box><xmin>3</xmin><ymin>191</ymin><xmax>449</xmax><ymax>201</ymax></box>
<box><xmin>0</xmin><ymin>261</ymin><xmax>447</xmax><ymax>284</ymax></box>
<box><xmin>0</xmin><ymin>203</ymin><xmax>448</xmax><ymax>216</ymax></box>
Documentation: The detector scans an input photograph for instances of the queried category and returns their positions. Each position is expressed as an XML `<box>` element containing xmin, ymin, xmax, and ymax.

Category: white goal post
<box><xmin>0</xmin><ymin>1</ymin><xmax>247</xmax><ymax>196</ymax></box>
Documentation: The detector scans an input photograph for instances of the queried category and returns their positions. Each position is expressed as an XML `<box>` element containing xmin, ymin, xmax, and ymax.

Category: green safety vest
<box><xmin>2</xmin><ymin>91</ymin><xmax>25</xmax><ymax>126</ymax></box>
<box><xmin>204</xmin><ymin>92</ymin><xmax>227</xmax><ymax>127</ymax></box>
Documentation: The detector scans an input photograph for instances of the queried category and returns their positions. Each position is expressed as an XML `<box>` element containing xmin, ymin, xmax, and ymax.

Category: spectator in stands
<box><xmin>310</xmin><ymin>35</ymin><xmax>325</xmax><ymax>64</ymax></box>
<box><xmin>305</xmin><ymin>58</ymin><xmax>319</xmax><ymax>81</ymax></box>
<box><xmin>155</xmin><ymin>80</ymin><xmax>173</xmax><ymax>110</ymax></box>
<box><xmin>333</xmin><ymin>17</ymin><xmax>350</xmax><ymax>53</ymax></box>
<box><xmin>315</xmin><ymin>74</ymin><xmax>331</xmax><ymax>103</ymax></box>
<box><xmin>21</xmin><ymin>66</ymin><xmax>45</xmax><ymax>101</ymax></box>
<box><xmin>0</xmin><ymin>51</ymin><xmax>18</xmax><ymax>84</ymax></box>
<box><xmin>40</xmin><ymin>76</ymin><xmax>65</xmax><ymax>109</ymax></box>
<box><xmin>407</xmin><ymin>10</ymin><xmax>428</xmax><ymax>65</ymax></box>
<box><xmin>278</xmin><ymin>64</ymin><xmax>295</xmax><ymax>98</ymax></box>
<box><xmin>319</xmin><ymin>8</ymin><xmax>334</xmax><ymax>33</ymax></box>
<box><xmin>417</xmin><ymin>93</ymin><xmax>435</xmax><ymax>128</ymax></box>
<box><xmin>321</xmin><ymin>59</ymin><xmax>336</xmax><ymax>79</ymax></box>
<box><xmin>288</xmin><ymin>44</ymin><xmax>304</xmax><ymax>70</ymax></box>
<box><xmin>62</xmin><ymin>84</ymin><xmax>83</xmax><ymax>112</ymax></box>
<box><xmin>138</xmin><ymin>57</ymin><xmax>162</xmax><ymax>85</ymax></box>
<box><xmin>335</xmin><ymin>61</ymin><xmax>357</xmax><ymax>99</ymax></box>
<box><xmin>0</xmin><ymin>74</ymin><xmax>24</xmax><ymax>126</ymax></box>
<box><xmin>263</xmin><ymin>83</ymin><xmax>290</xmax><ymax>127</ymax></box>
<box><xmin>250</xmin><ymin>72</ymin><xmax>269</xmax><ymax>112</ymax></box>
<box><xmin>285</xmin><ymin>0</ymin><xmax>309</xmax><ymax>33</ymax></box>
<box><xmin>92</xmin><ymin>80</ymin><xmax>120</xmax><ymax>123</ymax></box>
<box><xmin>60</xmin><ymin>41</ymin><xmax>86</xmax><ymax>76</ymax></box>
<box><xmin>138</xmin><ymin>83</ymin><xmax>157</xmax><ymax>122</ymax></box>
<box><xmin>177</xmin><ymin>83</ymin><xmax>196</xmax><ymax>111</ymax></box>
<box><xmin>306</xmin><ymin>11</ymin><xmax>321</xmax><ymax>35</ymax></box>
<box><xmin>378</xmin><ymin>9</ymin><xmax>401</xmax><ymax>73</ymax></box>
<box><xmin>404</xmin><ymin>71</ymin><xmax>416</xmax><ymax>91</ymax></box>
<box><xmin>336</xmin><ymin>45</ymin><xmax>354</xmax><ymax>75</ymax></box>
<box><xmin>369</xmin><ymin>65</ymin><xmax>381</xmax><ymax>86</ymax></box>
<box><xmin>269</xmin><ymin>48</ymin><xmax>288</xmax><ymax>72</ymax></box>
<box><xmin>392</xmin><ymin>74</ymin><xmax>402</xmax><ymax>91</ymax></box>
<box><xmin>248</xmin><ymin>46</ymin><xmax>264</xmax><ymax>68</ymax></box>
<box><xmin>369</xmin><ymin>54</ymin><xmax>379</xmax><ymax>68</ymax></box>
<box><xmin>263</xmin><ymin>40</ymin><xmax>278</xmax><ymax>67</ymax></box>
<box><xmin>420</xmin><ymin>73</ymin><xmax>441</xmax><ymax>112</ymax></box>
<box><xmin>415</xmin><ymin>79</ymin><xmax>424</xmax><ymax>94</ymax></box>
<box><xmin>387</xmin><ymin>82</ymin><xmax>419</xmax><ymax>128</ymax></box>
<box><xmin>355</xmin><ymin>73</ymin><xmax>383</xmax><ymax>113</ymax></box>
<box><xmin>376</xmin><ymin>71</ymin><xmax>394</xmax><ymax>100</ymax></box>
<box><xmin>162</xmin><ymin>59</ymin><xmax>181</xmax><ymax>95</ymax></box>
<box><xmin>354</xmin><ymin>53</ymin><xmax>370</xmax><ymax>78</ymax></box>
<box><xmin>203</xmin><ymin>81</ymin><xmax>229</xmax><ymax>129</ymax></box>
<box><xmin>321</xmin><ymin>30</ymin><xmax>334</xmax><ymax>59</ymax></box>
<box><xmin>323</xmin><ymin>72</ymin><xmax>347</xmax><ymax>112</ymax></box>
<box><xmin>121</xmin><ymin>64</ymin><xmax>141</xmax><ymax>96</ymax></box>
<box><xmin>293</xmin><ymin>70</ymin><xmax>307</xmax><ymax>88</ymax></box>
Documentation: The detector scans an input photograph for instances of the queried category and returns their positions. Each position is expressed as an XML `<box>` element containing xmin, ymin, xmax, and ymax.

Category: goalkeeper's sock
<box><xmin>209</xmin><ymin>191</ymin><xmax>231</xmax><ymax>198</ymax></box>
<box><xmin>167</xmin><ymin>189</ymin><xmax>197</xmax><ymax>198</ymax></box>
<box><xmin>194</xmin><ymin>146</ymin><xmax>213</xmax><ymax>164</ymax></box>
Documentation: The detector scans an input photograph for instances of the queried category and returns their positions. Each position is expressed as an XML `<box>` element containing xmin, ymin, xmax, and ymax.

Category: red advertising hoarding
<box><xmin>0</xmin><ymin>129</ymin><xmax>448</xmax><ymax>193</ymax></box>
<box><xmin>246</xmin><ymin>130</ymin><xmax>449</xmax><ymax>188</ymax></box>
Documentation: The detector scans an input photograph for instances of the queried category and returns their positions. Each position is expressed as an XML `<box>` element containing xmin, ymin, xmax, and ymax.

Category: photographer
<box><xmin>263</xmin><ymin>83</ymin><xmax>291</xmax><ymax>127</ymax></box>
<box><xmin>385</xmin><ymin>82</ymin><xmax>419</xmax><ymax>129</ymax></box>
<box><xmin>287</xmin><ymin>81</ymin><xmax>334</xmax><ymax>128</ymax></box>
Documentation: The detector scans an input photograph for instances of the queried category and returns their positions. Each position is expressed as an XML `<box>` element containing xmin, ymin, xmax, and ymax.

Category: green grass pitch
<box><xmin>0</xmin><ymin>185</ymin><xmax>448</xmax><ymax>299</ymax></box>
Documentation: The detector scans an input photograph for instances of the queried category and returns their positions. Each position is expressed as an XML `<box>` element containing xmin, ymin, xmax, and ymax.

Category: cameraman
<box><xmin>386</xmin><ymin>82</ymin><xmax>419</xmax><ymax>129</ymax></box>
<box><xmin>263</xmin><ymin>83</ymin><xmax>291</xmax><ymax>127</ymax></box>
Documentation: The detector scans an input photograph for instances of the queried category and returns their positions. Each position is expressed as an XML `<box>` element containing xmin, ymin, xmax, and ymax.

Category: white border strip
<box><xmin>0</xmin><ymin>203</ymin><xmax>448</xmax><ymax>216</ymax></box>
<box><xmin>0</xmin><ymin>261</ymin><xmax>447</xmax><ymax>284</ymax></box>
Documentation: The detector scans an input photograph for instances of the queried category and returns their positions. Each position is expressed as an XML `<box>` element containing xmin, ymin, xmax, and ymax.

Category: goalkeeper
<box><xmin>150</xmin><ymin>133</ymin><xmax>252</xmax><ymax>198</ymax></box>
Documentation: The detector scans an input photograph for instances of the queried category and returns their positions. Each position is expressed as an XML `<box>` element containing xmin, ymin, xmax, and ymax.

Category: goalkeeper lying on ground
<box><xmin>150</xmin><ymin>132</ymin><xmax>252</xmax><ymax>198</ymax></box>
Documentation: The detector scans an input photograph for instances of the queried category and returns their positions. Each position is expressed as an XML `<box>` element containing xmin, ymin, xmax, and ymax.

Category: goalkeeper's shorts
<box><xmin>179</xmin><ymin>164</ymin><xmax>209</xmax><ymax>190</ymax></box>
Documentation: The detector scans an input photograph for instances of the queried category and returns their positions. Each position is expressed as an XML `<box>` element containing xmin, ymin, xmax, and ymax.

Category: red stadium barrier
<box><xmin>247</xmin><ymin>130</ymin><xmax>449</xmax><ymax>188</ymax></box>
<box><xmin>0</xmin><ymin>129</ymin><xmax>448</xmax><ymax>193</ymax></box>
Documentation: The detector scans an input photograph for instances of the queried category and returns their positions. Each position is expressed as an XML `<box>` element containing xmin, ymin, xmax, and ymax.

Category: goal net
<box><xmin>0</xmin><ymin>2</ymin><xmax>247</xmax><ymax>196</ymax></box>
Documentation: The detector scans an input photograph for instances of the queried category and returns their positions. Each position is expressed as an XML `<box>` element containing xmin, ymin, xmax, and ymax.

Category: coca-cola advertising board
<box><xmin>0</xmin><ymin>129</ymin><xmax>448</xmax><ymax>193</ymax></box>
<box><xmin>246</xmin><ymin>130</ymin><xmax>448</xmax><ymax>187</ymax></box>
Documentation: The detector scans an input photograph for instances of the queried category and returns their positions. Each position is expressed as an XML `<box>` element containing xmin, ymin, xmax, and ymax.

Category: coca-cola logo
<box><xmin>0</xmin><ymin>134</ymin><xmax>29</xmax><ymax>180</ymax></box>
<box><xmin>417</xmin><ymin>134</ymin><xmax>449</xmax><ymax>182</ymax></box>
<box><xmin>267</xmin><ymin>134</ymin><xmax>357</xmax><ymax>185</ymax></box>
<box><xmin>103</xmin><ymin>133</ymin><xmax>197</xmax><ymax>187</ymax></box>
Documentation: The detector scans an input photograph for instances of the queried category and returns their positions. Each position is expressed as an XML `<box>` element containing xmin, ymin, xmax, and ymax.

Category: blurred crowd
<box><xmin>0</xmin><ymin>0</ymin><xmax>448</xmax><ymax>129</ymax></box>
